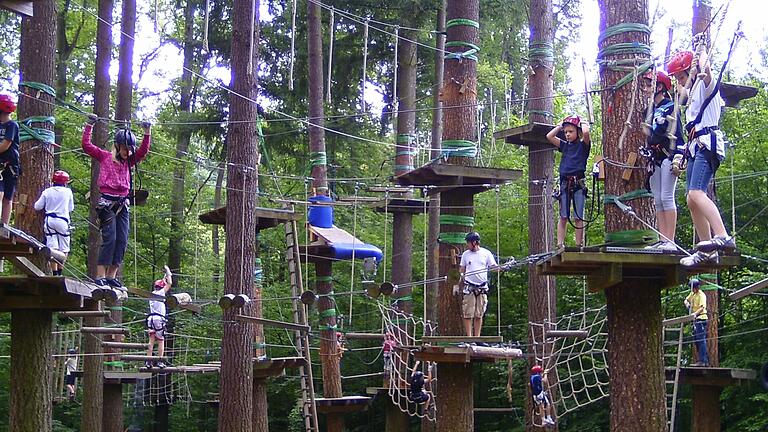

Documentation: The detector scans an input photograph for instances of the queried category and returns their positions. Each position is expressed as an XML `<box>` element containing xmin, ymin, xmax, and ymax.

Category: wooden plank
<box><xmin>422</xmin><ymin>336</ymin><xmax>503</xmax><ymax>344</ymax></box>
<box><xmin>621</xmin><ymin>152</ymin><xmax>638</xmax><ymax>181</ymax></box>
<box><xmin>61</xmin><ymin>310</ymin><xmax>111</xmax><ymax>318</ymax></box>
<box><xmin>0</xmin><ymin>1</ymin><xmax>33</xmax><ymax>16</ymax></box>
<box><xmin>668</xmin><ymin>367</ymin><xmax>757</xmax><ymax>387</ymax></box>
<box><xmin>199</xmin><ymin>205</ymin><xmax>300</xmax><ymax>226</ymax></box>
<box><xmin>431</xmin><ymin>164</ymin><xmax>522</xmax><ymax>182</ymax></box>
<box><xmin>492</xmin><ymin>122</ymin><xmax>556</xmax><ymax>147</ymax></box>
<box><xmin>373</xmin><ymin>198</ymin><xmax>428</xmax><ymax>215</ymax></box>
<box><xmin>587</xmin><ymin>263</ymin><xmax>622</xmax><ymax>292</ymax></box>
<box><xmin>466</xmin><ymin>345</ymin><xmax>523</xmax><ymax>360</ymax></box>
<box><xmin>546</xmin><ymin>330</ymin><xmax>589</xmax><ymax>339</ymax></box>
<box><xmin>101</xmin><ymin>342</ymin><xmax>147</xmax><ymax>350</ymax></box>
<box><xmin>9</xmin><ymin>256</ymin><xmax>45</xmax><ymax>277</ymax></box>
<box><xmin>81</xmin><ymin>327</ymin><xmax>130</xmax><ymax>335</ymax></box>
<box><xmin>0</xmin><ymin>294</ymin><xmax>81</xmax><ymax>311</ymax></box>
<box><xmin>104</xmin><ymin>371</ymin><xmax>152</xmax><ymax>381</ymax></box>
<box><xmin>314</xmin><ymin>396</ymin><xmax>372</xmax><ymax>414</ymax></box>
<box><xmin>720</xmin><ymin>82</ymin><xmax>758</xmax><ymax>108</ymax></box>
<box><xmin>308</xmin><ymin>225</ymin><xmax>360</xmax><ymax>245</ymax></box>
<box><xmin>729</xmin><ymin>276</ymin><xmax>768</xmax><ymax>301</ymax></box>
<box><xmin>663</xmin><ymin>314</ymin><xmax>696</xmax><ymax>327</ymax></box>
<box><xmin>64</xmin><ymin>278</ymin><xmax>99</xmax><ymax>297</ymax></box>
<box><xmin>594</xmin><ymin>155</ymin><xmax>606</xmax><ymax>180</ymax></box>
<box><xmin>235</xmin><ymin>314</ymin><xmax>310</xmax><ymax>332</ymax></box>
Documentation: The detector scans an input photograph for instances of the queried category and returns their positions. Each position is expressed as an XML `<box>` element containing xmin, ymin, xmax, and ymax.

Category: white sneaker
<box><xmin>657</xmin><ymin>241</ymin><xmax>679</xmax><ymax>252</ymax></box>
<box><xmin>543</xmin><ymin>418</ymin><xmax>556</xmax><ymax>426</ymax></box>
<box><xmin>644</xmin><ymin>241</ymin><xmax>663</xmax><ymax>249</ymax></box>
<box><xmin>680</xmin><ymin>251</ymin><xmax>718</xmax><ymax>267</ymax></box>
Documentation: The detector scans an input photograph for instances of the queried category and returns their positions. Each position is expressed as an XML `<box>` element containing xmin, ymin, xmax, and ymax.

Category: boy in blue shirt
<box><xmin>530</xmin><ymin>365</ymin><xmax>555</xmax><ymax>426</ymax></box>
<box><xmin>546</xmin><ymin>116</ymin><xmax>591</xmax><ymax>248</ymax></box>
<box><xmin>0</xmin><ymin>94</ymin><xmax>20</xmax><ymax>224</ymax></box>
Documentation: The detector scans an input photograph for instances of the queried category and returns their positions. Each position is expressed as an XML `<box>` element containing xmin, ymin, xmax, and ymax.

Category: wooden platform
<box><xmin>394</xmin><ymin>163</ymin><xmax>522</xmax><ymax>194</ymax></box>
<box><xmin>0</xmin><ymin>276</ymin><xmax>100</xmax><ymax>311</ymax></box>
<box><xmin>198</xmin><ymin>206</ymin><xmax>299</xmax><ymax>227</ymax></box>
<box><xmin>720</xmin><ymin>82</ymin><xmax>758</xmax><ymax>108</ymax></box>
<box><xmin>366</xmin><ymin>386</ymin><xmax>408</xmax><ymax>396</ymax></box>
<box><xmin>421</xmin><ymin>336</ymin><xmax>503</xmax><ymax>345</ymax></box>
<box><xmin>413</xmin><ymin>344</ymin><xmax>523</xmax><ymax>364</ymax></box>
<box><xmin>536</xmin><ymin>247</ymin><xmax>741</xmax><ymax>292</ymax></box>
<box><xmin>665</xmin><ymin>367</ymin><xmax>756</xmax><ymax>387</ymax></box>
<box><xmin>374</xmin><ymin>198</ymin><xmax>427</xmax><ymax>214</ymax></box>
<box><xmin>314</xmin><ymin>396</ymin><xmax>372</xmax><ymax>414</ymax></box>
<box><xmin>253</xmin><ymin>356</ymin><xmax>306</xmax><ymax>378</ymax></box>
<box><xmin>103</xmin><ymin>371</ymin><xmax>152</xmax><ymax>384</ymax></box>
<box><xmin>139</xmin><ymin>365</ymin><xmax>220</xmax><ymax>374</ymax></box>
<box><xmin>0</xmin><ymin>1</ymin><xmax>33</xmax><ymax>17</ymax></box>
<box><xmin>492</xmin><ymin>122</ymin><xmax>558</xmax><ymax>147</ymax></box>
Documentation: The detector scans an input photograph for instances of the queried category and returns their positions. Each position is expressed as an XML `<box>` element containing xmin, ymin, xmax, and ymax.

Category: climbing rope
<box><xmin>326</xmin><ymin>7</ymin><xmax>335</xmax><ymax>101</ymax></box>
<box><xmin>360</xmin><ymin>18</ymin><xmax>369</xmax><ymax>112</ymax></box>
<box><xmin>393</xmin><ymin>26</ymin><xmax>399</xmax><ymax>119</ymax></box>
<box><xmin>288</xmin><ymin>0</ymin><xmax>298</xmax><ymax>91</ymax></box>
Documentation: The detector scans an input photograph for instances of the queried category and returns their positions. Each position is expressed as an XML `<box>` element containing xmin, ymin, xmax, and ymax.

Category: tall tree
<box><xmin>435</xmin><ymin>0</ymin><xmax>480</xmax><ymax>430</ymax></box>
<box><xmin>525</xmin><ymin>0</ymin><xmax>558</xmax><ymax>429</ymax></box>
<box><xmin>218</xmin><ymin>0</ymin><xmax>259</xmax><ymax>430</ymax></box>
<box><xmin>81</xmin><ymin>0</ymin><xmax>113</xmax><ymax>430</ymax></box>
<box><xmin>54</xmin><ymin>0</ymin><xmax>86</xmax><ymax>167</ymax></box>
<box><xmin>598</xmin><ymin>0</ymin><xmax>665</xmax><ymax>431</ymax></box>
<box><xmin>11</xmin><ymin>0</ymin><xmax>57</xmax><ymax>430</ymax></box>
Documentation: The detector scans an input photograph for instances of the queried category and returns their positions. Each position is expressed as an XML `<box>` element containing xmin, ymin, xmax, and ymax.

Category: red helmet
<box><xmin>562</xmin><ymin>116</ymin><xmax>582</xmax><ymax>130</ymax></box>
<box><xmin>666</xmin><ymin>51</ymin><xmax>693</xmax><ymax>75</ymax></box>
<box><xmin>531</xmin><ymin>365</ymin><xmax>543</xmax><ymax>374</ymax></box>
<box><xmin>0</xmin><ymin>94</ymin><xmax>16</xmax><ymax>114</ymax></box>
<box><xmin>644</xmin><ymin>70</ymin><xmax>672</xmax><ymax>92</ymax></box>
<box><xmin>154</xmin><ymin>279</ymin><xmax>167</xmax><ymax>289</ymax></box>
<box><xmin>51</xmin><ymin>170</ymin><xmax>70</xmax><ymax>185</ymax></box>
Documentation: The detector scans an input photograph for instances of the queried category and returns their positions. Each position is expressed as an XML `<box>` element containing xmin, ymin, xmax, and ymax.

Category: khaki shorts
<box><xmin>462</xmin><ymin>292</ymin><xmax>488</xmax><ymax>319</ymax></box>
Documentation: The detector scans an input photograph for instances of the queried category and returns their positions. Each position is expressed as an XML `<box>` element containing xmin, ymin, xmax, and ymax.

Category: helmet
<box><xmin>561</xmin><ymin>116</ymin><xmax>582</xmax><ymax>130</ymax></box>
<box><xmin>154</xmin><ymin>279</ymin><xmax>167</xmax><ymax>289</ymax></box>
<box><xmin>465</xmin><ymin>232</ymin><xmax>481</xmax><ymax>243</ymax></box>
<box><xmin>644</xmin><ymin>70</ymin><xmax>672</xmax><ymax>92</ymax></box>
<box><xmin>52</xmin><ymin>170</ymin><xmax>70</xmax><ymax>185</ymax></box>
<box><xmin>114</xmin><ymin>128</ymin><xmax>137</xmax><ymax>150</ymax></box>
<box><xmin>531</xmin><ymin>365</ymin><xmax>543</xmax><ymax>374</ymax></box>
<box><xmin>67</xmin><ymin>348</ymin><xmax>77</xmax><ymax>355</ymax></box>
<box><xmin>666</xmin><ymin>51</ymin><xmax>694</xmax><ymax>75</ymax></box>
<box><xmin>0</xmin><ymin>94</ymin><xmax>16</xmax><ymax>113</ymax></box>
<box><xmin>690</xmin><ymin>278</ymin><xmax>700</xmax><ymax>289</ymax></box>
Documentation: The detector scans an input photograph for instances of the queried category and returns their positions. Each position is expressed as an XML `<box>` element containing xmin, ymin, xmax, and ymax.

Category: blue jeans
<box><xmin>98</xmin><ymin>203</ymin><xmax>130</xmax><ymax>266</ymax></box>
<box><xmin>559</xmin><ymin>179</ymin><xmax>586</xmax><ymax>219</ymax></box>
<box><xmin>686</xmin><ymin>148</ymin><xmax>721</xmax><ymax>192</ymax></box>
<box><xmin>693</xmin><ymin>320</ymin><xmax>709</xmax><ymax>365</ymax></box>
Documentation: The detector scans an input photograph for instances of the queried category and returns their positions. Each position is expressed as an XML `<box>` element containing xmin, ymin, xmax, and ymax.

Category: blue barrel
<box><xmin>308</xmin><ymin>195</ymin><xmax>334</xmax><ymax>228</ymax></box>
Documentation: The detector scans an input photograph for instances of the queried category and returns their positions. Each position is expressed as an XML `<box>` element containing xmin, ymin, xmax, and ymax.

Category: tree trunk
<box><xmin>435</xmin><ymin>1</ymin><xmax>480</xmax><ymax>430</ymax></box>
<box><xmin>115</xmin><ymin>0</ymin><xmax>135</xmax><ymax>122</ymax></box>
<box><xmin>168</xmin><ymin>0</ymin><xmax>197</xmax><ymax>281</ymax></box>
<box><xmin>212</xmin><ymin>160</ymin><xmax>225</xmax><ymax>283</ymax></box>
<box><xmin>54</xmin><ymin>0</ymin><xmax>83</xmax><ymax>168</ymax></box>
<box><xmin>253</xmin><ymin>254</ymin><xmax>268</xmax><ymax>429</ymax></box>
<box><xmin>425</xmin><ymin>0</ymin><xmax>445</xmax><ymax>329</ymax></box>
<box><xmin>599</xmin><ymin>1</ymin><xmax>665</xmax><ymax>431</ymax></box>
<box><xmin>12</xmin><ymin>2</ymin><xmax>57</xmax><ymax>429</ymax></box>
<box><xmin>691</xmin><ymin>384</ymin><xmax>721</xmax><ymax>432</ymax></box>
<box><xmin>82</xmin><ymin>1</ymin><xmax>112</xmax><ymax>430</ymax></box>
<box><xmin>253</xmin><ymin>378</ymin><xmax>269</xmax><ymax>431</ymax></box>
<box><xmin>525</xmin><ymin>0</ymin><xmax>558</xmax><ymax>429</ymax></box>
<box><xmin>103</xmin><ymin>383</ymin><xmax>123</xmax><ymax>432</ymax></box>
<box><xmin>218</xmin><ymin>0</ymin><xmax>259</xmax><ymax>430</ymax></box>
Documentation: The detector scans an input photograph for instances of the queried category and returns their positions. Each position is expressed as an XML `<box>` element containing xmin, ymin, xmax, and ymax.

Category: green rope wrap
<box><xmin>319</xmin><ymin>308</ymin><xmax>337</xmax><ymax>318</ymax></box>
<box><xmin>316</xmin><ymin>276</ymin><xmax>333</xmax><ymax>283</ymax></box>
<box><xmin>396</xmin><ymin>134</ymin><xmax>415</xmax><ymax>144</ymax></box>
<box><xmin>309</xmin><ymin>151</ymin><xmax>327</xmax><ymax>167</ymax></box>
<box><xmin>604</xmin><ymin>189</ymin><xmax>653</xmax><ymax>203</ymax></box>
<box><xmin>441</xmin><ymin>139</ymin><xmax>477</xmax><ymax>157</ymax></box>
<box><xmin>445</xmin><ymin>18</ymin><xmax>479</xmax><ymax>29</ymax></box>
<box><xmin>528</xmin><ymin>41</ymin><xmax>554</xmax><ymax>61</ymax></box>
<box><xmin>103</xmin><ymin>361</ymin><xmax>125</xmax><ymax>368</ymax></box>
<box><xmin>392</xmin><ymin>295</ymin><xmax>413</xmax><ymax>304</ymax></box>
<box><xmin>604</xmin><ymin>229</ymin><xmax>658</xmax><ymax>246</ymax></box>
<box><xmin>597</xmin><ymin>42</ymin><xmax>651</xmax><ymax>60</ymax></box>
<box><xmin>19</xmin><ymin>116</ymin><xmax>56</xmax><ymax>145</ymax></box>
<box><xmin>697</xmin><ymin>273</ymin><xmax>719</xmax><ymax>291</ymax></box>
<box><xmin>597</xmin><ymin>23</ymin><xmax>651</xmax><ymax>45</ymax></box>
<box><xmin>109</xmin><ymin>306</ymin><xmax>124</xmax><ymax>311</ymax></box>
<box><xmin>19</xmin><ymin>81</ymin><xmax>56</xmax><ymax>98</ymax></box>
<box><xmin>445</xmin><ymin>41</ymin><xmax>479</xmax><ymax>62</ymax></box>
<box><xmin>439</xmin><ymin>214</ymin><xmax>475</xmax><ymax>226</ymax></box>
<box><xmin>439</xmin><ymin>231</ymin><xmax>469</xmax><ymax>245</ymax></box>
<box><xmin>445</xmin><ymin>41</ymin><xmax>480</xmax><ymax>51</ymax></box>
<box><xmin>612</xmin><ymin>61</ymin><xmax>653</xmax><ymax>89</ymax></box>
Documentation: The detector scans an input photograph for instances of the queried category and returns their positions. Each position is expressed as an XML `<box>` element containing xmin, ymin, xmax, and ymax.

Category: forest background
<box><xmin>0</xmin><ymin>0</ymin><xmax>767</xmax><ymax>430</ymax></box>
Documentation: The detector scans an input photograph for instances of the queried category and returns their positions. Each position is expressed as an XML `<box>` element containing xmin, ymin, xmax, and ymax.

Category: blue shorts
<box><xmin>559</xmin><ymin>179</ymin><xmax>585</xmax><ymax>220</ymax></box>
<box><xmin>686</xmin><ymin>148</ymin><xmax>722</xmax><ymax>192</ymax></box>
<box><xmin>0</xmin><ymin>167</ymin><xmax>17</xmax><ymax>200</ymax></box>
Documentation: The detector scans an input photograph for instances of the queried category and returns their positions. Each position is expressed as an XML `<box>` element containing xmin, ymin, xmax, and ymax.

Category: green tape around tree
<box><xmin>439</xmin><ymin>231</ymin><xmax>469</xmax><ymax>245</ymax></box>
<box><xmin>446</xmin><ymin>18</ymin><xmax>479</xmax><ymax>29</ymax></box>
<box><xmin>604</xmin><ymin>229</ymin><xmax>658</xmax><ymax>246</ymax></box>
<box><xmin>597</xmin><ymin>23</ymin><xmax>651</xmax><ymax>45</ymax></box>
<box><xmin>441</xmin><ymin>139</ymin><xmax>477</xmax><ymax>157</ymax></box>
<box><xmin>612</xmin><ymin>61</ymin><xmax>653</xmax><ymax>89</ymax></box>
<box><xmin>394</xmin><ymin>165</ymin><xmax>414</xmax><ymax>171</ymax></box>
<box><xmin>439</xmin><ymin>214</ymin><xmax>475</xmax><ymax>227</ymax></box>
<box><xmin>19</xmin><ymin>81</ymin><xmax>56</xmax><ymax>98</ymax></box>
<box><xmin>319</xmin><ymin>308</ymin><xmax>337</xmax><ymax>318</ymax></box>
<box><xmin>445</xmin><ymin>49</ymin><xmax>478</xmax><ymax>62</ymax></box>
<box><xmin>109</xmin><ymin>306</ymin><xmax>124</xmax><ymax>311</ymax></box>
<box><xmin>597</xmin><ymin>42</ymin><xmax>651</xmax><ymax>61</ymax></box>
<box><xmin>316</xmin><ymin>276</ymin><xmax>333</xmax><ymax>282</ymax></box>
<box><xmin>309</xmin><ymin>151</ymin><xmax>327</xmax><ymax>167</ymax></box>
<box><xmin>445</xmin><ymin>41</ymin><xmax>480</xmax><ymax>52</ymax></box>
<box><xmin>19</xmin><ymin>116</ymin><xmax>56</xmax><ymax>144</ymax></box>
<box><xmin>528</xmin><ymin>41</ymin><xmax>554</xmax><ymax>61</ymax></box>
<box><xmin>319</xmin><ymin>324</ymin><xmax>338</xmax><ymax>331</ymax></box>
<box><xmin>396</xmin><ymin>134</ymin><xmax>415</xmax><ymax>144</ymax></box>
<box><xmin>103</xmin><ymin>361</ymin><xmax>125</xmax><ymax>368</ymax></box>
<box><xmin>604</xmin><ymin>189</ymin><xmax>653</xmax><ymax>204</ymax></box>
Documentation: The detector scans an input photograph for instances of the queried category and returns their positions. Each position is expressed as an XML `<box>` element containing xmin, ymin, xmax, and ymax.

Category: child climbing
<box><xmin>0</xmin><ymin>94</ymin><xmax>20</xmax><ymax>225</ymax></box>
<box><xmin>408</xmin><ymin>360</ymin><xmax>432</xmax><ymax>406</ymax></box>
<box><xmin>458</xmin><ymin>231</ymin><xmax>498</xmax><ymax>337</ymax></box>
<box><xmin>382</xmin><ymin>332</ymin><xmax>396</xmax><ymax>381</ymax></box>
<box><xmin>146</xmin><ymin>265</ymin><xmax>172</xmax><ymax>369</ymax></box>
<box><xmin>34</xmin><ymin>170</ymin><xmax>74</xmax><ymax>275</ymax></box>
<box><xmin>641</xmin><ymin>70</ymin><xmax>685</xmax><ymax>252</ymax></box>
<box><xmin>666</xmin><ymin>50</ymin><xmax>735</xmax><ymax>266</ymax></box>
<box><xmin>530</xmin><ymin>364</ymin><xmax>555</xmax><ymax>426</ymax></box>
<box><xmin>684</xmin><ymin>278</ymin><xmax>709</xmax><ymax>367</ymax></box>
<box><xmin>82</xmin><ymin>114</ymin><xmax>151</xmax><ymax>287</ymax></box>
<box><xmin>546</xmin><ymin>116</ymin><xmax>591</xmax><ymax>249</ymax></box>
<box><xmin>64</xmin><ymin>347</ymin><xmax>78</xmax><ymax>402</ymax></box>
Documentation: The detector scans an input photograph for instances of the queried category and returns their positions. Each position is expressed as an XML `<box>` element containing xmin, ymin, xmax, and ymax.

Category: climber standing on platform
<box><xmin>458</xmin><ymin>232</ymin><xmax>498</xmax><ymax>337</ymax></box>
<box><xmin>34</xmin><ymin>170</ymin><xmax>74</xmax><ymax>275</ymax></box>
<box><xmin>684</xmin><ymin>278</ymin><xmax>709</xmax><ymax>367</ymax></box>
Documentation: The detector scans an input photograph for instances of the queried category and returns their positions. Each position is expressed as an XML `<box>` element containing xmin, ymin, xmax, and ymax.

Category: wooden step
<box><xmin>60</xmin><ymin>310</ymin><xmax>111</xmax><ymax>318</ymax></box>
<box><xmin>102</xmin><ymin>342</ymin><xmax>147</xmax><ymax>350</ymax></box>
<box><xmin>81</xmin><ymin>327</ymin><xmax>129</xmax><ymax>335</ymax></box>
<box><xmin>120</xmin><ymin>355</ymin><xmax>167</xmax><ymax>362</ymax></box>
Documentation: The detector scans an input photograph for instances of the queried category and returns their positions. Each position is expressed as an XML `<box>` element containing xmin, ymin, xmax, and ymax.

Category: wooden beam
<box><xmin>101</xmin><ymin>342</ymin><xmax>147</xmax><ymax>350</ymax></box>
<box><xmin>9</xmin><ymin>256</ymin><xmax>45</xmax><ymax>277</ymax></box>
<box><xmin>120</xmin><ymin>355</ymin><xmax>167</xmax><ymax>362</ymax></box>
<box><xmin>466</xmin><ymin>345</ymin><xmax>523</xmax><ymax>360</ymax></box>
<box><xmin>621</xmin><ymin>152</ymin><xmax>638</xmax><ymax>181</ymax></box>
<box><xmin>0</xmin><ymin>1</ymin><xmax>33</xmax><ymax>16</ymax></box>
<box><xmin>729</xmin><ymin>276</ymin><xmax>768</xmax><ymax>301</ymax></box>
<box><xmin>587</xmin><ymin>262</ymin><xmax>622</xmax><ymax>292</ymax></box>
<box><xmin>546</xmin><ymin>330</ymin><xmax>589</xmax><ymax>339</ymax></box>
<box><xmin>235</xmin><ymin>314</ymin><xmax>310</xmax><ymax>332</ymax></box>
<box><xmin>81</xmin><ymin>327</ymin><xmax>130</xmax><ymax>335</ymax></box>
<box><xmin>60</xmin><ymin>310</ymin><xmax>111</xmax><ymax>318</ymax></box>
<box><xmin>422</xmin><ymin>335</ymin><xmax>503</xmax><ymax>344</ymax></box>
<box><xmin>663</xmin><ymin>314</ymin><xmax>696</xmax><ymax>327</ymax></box>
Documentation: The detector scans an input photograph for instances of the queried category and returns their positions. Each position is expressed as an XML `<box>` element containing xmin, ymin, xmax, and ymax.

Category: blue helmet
<box><xmin>690</xmin><ymin>278</ymin><xmax>700</xmax><ymax>289</ymax></box>
<box><xmin>465</xmin><ymin>232</ymin><xmax>480</xmax><ymax>243</ymax></box>
<box><xmin>114</xmin><ymin>128</ymin><xmax>136</xmax><ymax>150</ymax></box>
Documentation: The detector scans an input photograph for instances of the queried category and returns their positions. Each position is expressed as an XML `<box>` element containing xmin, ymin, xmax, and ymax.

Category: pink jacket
<box><xmin>81</xmin><ymin>124</ymin><xmax>150</xmax><ymax>197</ymax></box>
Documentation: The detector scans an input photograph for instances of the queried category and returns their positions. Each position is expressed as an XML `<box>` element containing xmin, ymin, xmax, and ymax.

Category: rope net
<box><xmin>377</xmin><ymin>300</ymin><xmax>437</xmax><ymax>421</ymax></box>
<box><xmin>529</xmin><ymin>306</ymin><xmax>609</xmax><ymax>417</ymax></box>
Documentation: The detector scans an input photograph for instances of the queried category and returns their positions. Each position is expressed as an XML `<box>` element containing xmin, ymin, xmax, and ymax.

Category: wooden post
<box><xmin>11</xmin><ymin>1</ymin><xmax>56</xmax><ymax>430</ymax></box>
<box><xmin>525</xmin><ymin>0</ymin><xmax>558</xmax><ymax>429</ymax></box>
<box><xmin>218</xmin><ymin>0</ymin><xmax>259</xmax><ymax>430</ymax></box>
<box><xmin>598</xmin><ymin>1</ymin><xmax>666</xmax><ymax>431</ymax></box>
<box><xmin>252</xmin><ymin>255</ymin><xmax>269</xmax><ymax>429</ymax></box>
<box><xmin>307</xmin><ymin>1</ymin><xmax>343</xmax><ymax>431</ymax></box>
<box><xmin>102</xmin><ymin>383</ymin><xmax>123</xmax><ymax>432</ymax></box>
<box><xmin>691</xmin><ymin>385</ymin><xmax>720</xmax><ymax>432</ymax></box>
<box><xmin>435</xmin><ymin>1</ymin><xmax>480</xmax><ymax>430</ymax></box>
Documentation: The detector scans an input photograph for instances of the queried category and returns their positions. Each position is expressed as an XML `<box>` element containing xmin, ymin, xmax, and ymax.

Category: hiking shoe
<box><xmin>155</xmin><ymin>361</ymin><xmax>167</xmax><ymax>369</ymax></box>
<box><xmin>95</xmin><ymin>278</ymin><xmax>108</xmax><ymax>286</ymax></box>
<box><xmin>696</xmin><ymin>235</ymin><xmax>736</xmax><ymax>253</ymax></box>
<box><xmin>680</xmin><ymin>251</ymin><xmax>718</xmax><ymax>267</ymax></box>
<box><xmin>106</xmin><ymin>278</ymin><xmax>123</xmax><ymax>288</ymax></box>
<box><xmin>543</xmin><ymin>418</ymin><xmax>556</xmax><ymax>426</ymax></box>
<box><xmin>145</xmin><ymin>361</ymin><xmax>153</xmax><ymax>369</ymax></box>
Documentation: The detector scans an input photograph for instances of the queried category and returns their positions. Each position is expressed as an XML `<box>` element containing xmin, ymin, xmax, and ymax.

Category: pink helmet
<box><xmin>0</xmin><ymin>94</ymin><xmax>16</xmax><ymax>114</ymax></box>
<box><xmin>531</xmin><ymin>365</ymin><xmax>543</xmax><ymax>374</ymax></box>
<box><xmin>666</xmin><ymin>51</ymin><xmax>694</xmax><ymax>75</ymax></box>
<box><xmin>51</xmin><ymin>170</ymin><xmax>70</xmax><ymax>185</ymax></box>
<box><xmin>562</xmin><ymin>116</ymin><xmax>582</xmax><ymax>129</ymax></box>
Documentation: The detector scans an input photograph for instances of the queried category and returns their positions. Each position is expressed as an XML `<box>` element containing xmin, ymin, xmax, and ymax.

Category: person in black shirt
<box><xmin>0</xmin><ymin>94</ymin><xmax>20</xmax><ymax>224</ymax></box>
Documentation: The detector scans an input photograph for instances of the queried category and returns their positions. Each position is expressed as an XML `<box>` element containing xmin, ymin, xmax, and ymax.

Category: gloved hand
<box><xmin>163</xmin><ymin>265</ymin><xmax>172</xmax><ymax>276</ymax></box>
<box><xmin>671</xmin><ymin>154</ymin><xmax>685</xmax><ymax>176</ymax></box>
<box><xmin>86</xmin><ymin>114</ymin><xmax>98</xmax><ymax>125</ymax></box>
<box><xmin>452</xmin><ymin>284</ymin><xmax>460</xmax><ymax>296</ymax></box>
